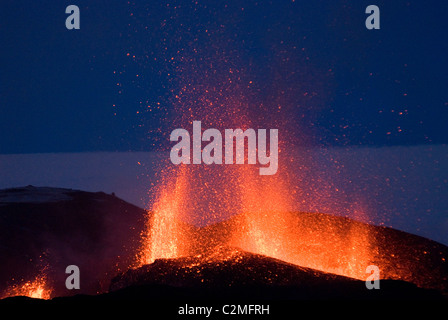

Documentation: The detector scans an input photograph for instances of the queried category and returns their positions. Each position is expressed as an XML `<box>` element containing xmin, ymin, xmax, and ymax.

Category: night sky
<box><xmin>1</xmin><ymin>0</ymin><xmax>447</xmax><ymax>154</ymax></box>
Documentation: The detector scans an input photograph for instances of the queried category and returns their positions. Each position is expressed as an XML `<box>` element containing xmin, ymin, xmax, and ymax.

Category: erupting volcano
<box><xmin>136</xmin><ymin>145</ymin><xmax>446</xmax><ymax>294</ymax></box>
<box><xmin>1</xmin><ymin>0</ymin><xmax>448</xmax><ymax>308</ymax></box>
<box><xmin>1</xmin><ymin>78</ymin><xmax>447</xmax><ymax>303</ymax></box>
<box><xmin>4</xmin><ymin>274</ymin><xmax>51</xmax><ymax>300</ymax></box>
<box><xmin>2</xmin><ymin>17</ymin><xmax>448</xmax><ymax>303</ymax></box>
<box><xmin>130</xmin><ymin>58</ymin><xmax>447</xmax><ymax>300</ymax></box>
<box><xmin>0</xmin><ymin>184</ymin><xmax>447</xmax><ymax>302</ymax></box>
<box><xmin>137</xmin><ymin>57</ymin><xmax>377</xmax><ymax>283</ymax></box>
<box><xmin>1</xmin><ymin>58</ymin><xmax>447</xmax><ymax>302</ymax></box>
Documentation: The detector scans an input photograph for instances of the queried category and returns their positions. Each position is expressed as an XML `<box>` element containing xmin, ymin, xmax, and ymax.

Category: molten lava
<box><xmin>139</xmin><ymin>53</ymin><xmax>377</xmax><ymax>282</ymax></box>
<box><xmin>140</xmin><ymin>149</ymin><xmax>376</xmax><ymax>281</ymax></box>
<box><xmin>140</xmin><ymin>165</ymin><xmax>191</xmax><ymax>264</ymax></box>
<box><xmin>3</xmin><ymin>274</ymin><xmax>52</xmax><ymax>300</ymax></box>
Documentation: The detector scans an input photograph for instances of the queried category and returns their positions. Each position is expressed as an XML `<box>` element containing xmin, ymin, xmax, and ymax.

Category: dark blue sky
<box><xmin>1</xmin><ymin>0</ymin><xmax>447</xmax><ymax>154</ymax></box>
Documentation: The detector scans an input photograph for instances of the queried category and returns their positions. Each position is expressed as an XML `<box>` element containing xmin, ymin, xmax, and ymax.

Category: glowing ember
<box><xmin>139</xmin><ymin>147</ymin><xmax>376</xmax><ymax>281</ymax></box>
<box><xmin>230</xmin><ymin>166</ymin><xmax>296</xmax><ymax>261</ymax></box>
<box><xmin>234</xmin><ymin>210</ymin><xmax>375</xmax><ymax>280</ymax></box>
<box><xmin>3</xmin><ymin>275</ymin><xmax>52</xmax><ymax>300</ymax></box>
<box><xmin>138</xmin><ymin>48</ymin><xmax>377</xmax><ymax>281</ymax></box>
<box><xmin>140</xmin><ymin>165</ymin><xmax>190</xmax><ymax>264</ymax></box>
<box><xmin>227</xmin><ymin>164</ymin><xmax>374</xmax><ymax>280</ymax></box>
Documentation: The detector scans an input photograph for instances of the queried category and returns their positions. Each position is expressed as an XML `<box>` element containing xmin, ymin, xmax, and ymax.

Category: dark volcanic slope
<box><xmin>103</xmin><ymin>246</ymin><xmax>442</xmax><ymax>300</ymax></box>
<box><xmin>0</xmin><ymin>186</ymin><xmax>148</xmax><ymax>298</ymax></box>
<box><xmin>110</xmin><ymin>246</ymin><xmax>349</xmax><ymax>291</ymax></box>
<box><xmin>187</xmin><ymin>212</ymin><xmax>448</xmax><ymax>295</ymax></box>
<box><xmin>1</xmin><ymin>247</ymin><xmax>444</xmax><ymax>302</ymax></box>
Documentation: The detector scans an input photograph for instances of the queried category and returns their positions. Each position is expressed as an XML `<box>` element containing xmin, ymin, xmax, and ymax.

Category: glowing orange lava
<box><xmin>3</xmin><ymin>275</ymin><xmax>52</xmax><ymax>300</ymax></box>
<box><xmin>227</xmin><ymin>162</ymin><xmax>374</xmax><ymax>280</ymax></box>
<box><xmin>138</xmin><ymin>57</ymin><xmax>376</xmax><ymax>280</ymax></box>
<box><xmin>140</xmin><ymin>148</ymin><xmax>375</xmax><ymax>281</ymax></box>
<box><xmin>140</xmin><ymin>165</ymin><xmax>190</xmax><ymax>264</ymax></box>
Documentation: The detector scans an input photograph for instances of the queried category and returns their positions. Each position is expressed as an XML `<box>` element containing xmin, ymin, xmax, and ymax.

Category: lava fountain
<box><xmin>228</xmin><ymin>155</ymin><xmax>374</xmax><ymax>280</ymax></box>
<box><xmin>138</xmin><ymin>41</ymin><xmax>377</xmax><ymax>281</ymax></box>
<box><xmin>140</xmin><ymin>164</ymin><xmax>190</xmax><ymax>264</ymax></box>
<box><xmin>3</xmin><ymin>273</ymin><xmax>52</xmax><ymax>300</ymax></box>
<box><xmin>138</xmin><ymin>104</ymin><xmax>375</xmax><ymax>281</ymax></box>
<box><xmin>139</xmin><ymin>125</ymin><xmax>375</xmax><ymax>280</ymax></box>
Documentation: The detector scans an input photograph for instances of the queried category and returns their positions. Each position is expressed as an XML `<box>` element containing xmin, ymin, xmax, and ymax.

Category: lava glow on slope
<box><xmin>138</xmin><ymin>75</ymin><xmax>375</xmax><ymax>281</ymax></box>
<box><xmin>3</xmin><ymin>274</ymin><xmax>52</xmax><ymax>300</ymax></box>
<box><xmin>140</xmin><ymin>165</ymin><xmax>190</xmax><ymax>264</ymax></box>
<box><xmin>139</xmin><ymin>157</ymin><xmax>375</xmax><ymax>281</ymax></box>
<box><xmin>138</xmin><ymin>52</ymin><xmax>376</xmax><ymax>280</ymax></box>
